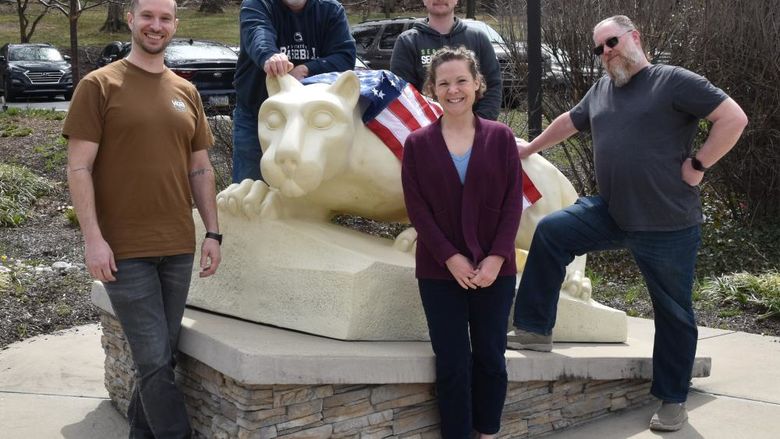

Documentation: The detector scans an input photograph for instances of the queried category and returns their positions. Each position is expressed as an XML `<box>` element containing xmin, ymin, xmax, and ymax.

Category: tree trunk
<box><xmin>100</xmin><ymin>2</ymin><xmax>129</xmax><ymax>33</ymax></box>
<box><xmin>69</xmin><ymin>0</ymin><xmax>81</xmax><ymax>87</ymax></box>
<box><xmin>198</xmin><ymin>0</ymin><xmax>225</xmax><ymax>14</ymax></box>
<box><xmin>466</xmin><ymin>0</ymin><xmax>476</xmax><ymax>19</ymax></box>
<box><xmin>17</xmin><ymin>0</ymin><xmax>28</xmax><ymax>43</ymax></box>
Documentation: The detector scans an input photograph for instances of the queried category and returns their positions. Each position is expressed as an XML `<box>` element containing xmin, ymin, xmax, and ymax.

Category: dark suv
<box><xmin>96</xmin><ymin>39</ymin><xmax>238</xmax><ymax>113</ymax></box>
<box><xmin>0</xmin><ymin>43</ymin><xmax>73</xmax><ymax>101</ymax></box>
<box><xmin>350</xmin><ymin>17</ymin><xmax>544</xmax><ymax>97</ymax></box>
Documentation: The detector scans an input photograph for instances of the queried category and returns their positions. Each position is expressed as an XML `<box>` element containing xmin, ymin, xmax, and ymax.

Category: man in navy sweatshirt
<box><xmin>232</xmin><ymin>0</ymin><xmax>356</xmax><ymax>183</ymax></box>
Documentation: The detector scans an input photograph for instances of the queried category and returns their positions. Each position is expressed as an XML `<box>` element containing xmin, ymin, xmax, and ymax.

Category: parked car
<box><xmin>0</xmin><ymin>43</ymin><xmax>73</xmax><ymax>101</ymax></box>
<box><xmin>97</xmin><ymin>39</ymin><xmax>238</xmax><ymax>113</ymax></box>
<box><xmin>350</xmin><ymin>17</ymin><xmax>566</xmax><ymax>100</ymax></box>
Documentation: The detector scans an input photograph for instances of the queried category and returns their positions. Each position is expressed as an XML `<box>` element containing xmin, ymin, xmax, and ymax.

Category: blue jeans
<box><xmin>103</xmin><ymin>254</ymin><xmax>194</xmax><ymax>439</ymax></box>
<box><xmin>513</xmin><ymin>196</ymin><xmax>700</xmax><ymax>403</ymax></box>
<box><xmin>419</xmin><ymin>275</ymin><xmax>516</xmax><ymax>438</ymax></box>
<box><xmin>232</xmin><ymin>105</ymin><xmax>263</xmax><ymax>183</ymax></box>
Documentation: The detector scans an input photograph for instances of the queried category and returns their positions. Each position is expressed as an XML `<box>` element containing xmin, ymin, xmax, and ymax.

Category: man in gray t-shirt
<box><xmin>505</xmin><ymin>15</ymin><xmax>747</xmax><ymax>432</ymax></box>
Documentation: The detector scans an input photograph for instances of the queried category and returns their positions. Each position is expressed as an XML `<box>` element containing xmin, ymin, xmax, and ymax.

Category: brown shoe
<box><xmin>506</xmin><ymin>329</ymin><xmax>552</xmax><ymax>352</ymax></box>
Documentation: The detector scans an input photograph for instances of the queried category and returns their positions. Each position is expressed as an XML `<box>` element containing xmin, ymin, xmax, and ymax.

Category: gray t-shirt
<box><xmin>570</xmin><ymin>64</ymin><xmax>727</xmax><ymax>231</ymax></box>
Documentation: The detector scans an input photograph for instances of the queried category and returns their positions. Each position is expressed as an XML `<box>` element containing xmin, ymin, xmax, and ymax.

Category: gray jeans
<box><xmin>104</xmin><ymin>254</ymin><xmax>194</xmax><ymax>439</ymax></box>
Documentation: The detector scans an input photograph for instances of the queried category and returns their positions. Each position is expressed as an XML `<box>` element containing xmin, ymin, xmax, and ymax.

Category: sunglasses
<box><xmin>592</xmin><ymin>29</ymin><xmax>634</xmax><ymax>56</ymax></box>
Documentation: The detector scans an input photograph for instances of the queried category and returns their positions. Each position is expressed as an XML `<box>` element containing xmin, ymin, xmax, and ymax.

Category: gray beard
<box><xmin>606</xmin><ymin>49</ymin><xmax>645</xmax><ymax>87</ymax></box>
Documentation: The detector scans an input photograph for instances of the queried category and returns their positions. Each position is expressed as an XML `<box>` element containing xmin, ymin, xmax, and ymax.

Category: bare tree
<box><xmin>39</xmin><ymin>0</ymin><xmax>109</xmax><ymax>86</ymax></box>
<box><xmin>100</xmin><ymin>0</ymin><xmax>128</xmax><ymax>33</ymax></box>
<box><xmin>13</xmin><ymin>0</ymin><xmax>51</xmax><ymax>43</ymax></box>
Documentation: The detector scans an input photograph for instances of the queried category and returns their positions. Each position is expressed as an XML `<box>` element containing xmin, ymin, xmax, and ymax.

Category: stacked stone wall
<box><xmin>100</xmin><ymin>313</ymin><xmax>653</xmax><ymax>438</ymax></box>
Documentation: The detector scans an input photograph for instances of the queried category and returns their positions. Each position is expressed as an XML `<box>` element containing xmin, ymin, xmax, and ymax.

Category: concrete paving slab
<box><xmin>541</xmin><ymin>391</ymin><xmax>780</xmax><ymax>438</ymax></box>
<box><xmin>693</xmin><ymin>331</ymin><xmax>780</xmax><ymax>404</ymax></box>
<box><xmin>0</xmin><ymin>324</ymin><xmax>107</xmax><ymax>397</ymax></box>
<box><xmin>0</xmin><ymin>393</ymin><xmax>127</xmax><ymax>439</ymax></box>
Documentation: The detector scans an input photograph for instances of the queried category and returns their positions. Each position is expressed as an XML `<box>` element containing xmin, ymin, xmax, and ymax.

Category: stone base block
<box><xmin>188</xmin><ymin>213</ymin><xmax>626</xmax><ymax>342</ymax></box>
<box><xmin>551</xmin><ymin>296</ymin><xmax>627</xmax><ymax>343</ymax></box>
<box><xmin>188</xmin><ymin>215</ymin><xmax>428</xmax><ymax>341</ymax></box>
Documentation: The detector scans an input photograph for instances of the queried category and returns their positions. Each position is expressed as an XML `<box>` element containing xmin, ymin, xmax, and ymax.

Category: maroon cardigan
<box><xmin>401</xmin><ymin>116</ymin><xmax>523</xmax><ymax>280</ymax></box>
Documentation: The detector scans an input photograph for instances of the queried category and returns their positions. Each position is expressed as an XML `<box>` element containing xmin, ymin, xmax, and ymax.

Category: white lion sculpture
<box><xmin>200</xmin><ymin>71</ymin><xmax>626</xmax><ymax>342</ymax></box>
<box><xmin>219</xmin><ymin>71</ymin><xmax>591</xmax><ymax>299</ymax></box>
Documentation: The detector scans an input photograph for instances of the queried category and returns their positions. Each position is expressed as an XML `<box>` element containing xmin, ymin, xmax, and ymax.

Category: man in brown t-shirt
<box><xmin>63</xmin><ymin>0</ymin><xmax>221</xmax><ymax>436</ymax></box>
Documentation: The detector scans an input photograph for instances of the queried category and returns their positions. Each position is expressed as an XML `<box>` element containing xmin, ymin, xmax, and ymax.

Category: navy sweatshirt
<box><xmin>234</xmin><ymin>0</ymin><xmax>356</xmax><ymax>114</ymax></box>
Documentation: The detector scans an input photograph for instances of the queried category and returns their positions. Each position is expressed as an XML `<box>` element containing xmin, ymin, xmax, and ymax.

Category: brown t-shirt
<box><xmin>63</xmin><ymin>59</ymin><xmax>214</xmax><ymax>260</ymax></box>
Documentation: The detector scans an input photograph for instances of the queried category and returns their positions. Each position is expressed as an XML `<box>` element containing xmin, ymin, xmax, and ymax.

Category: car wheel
<box><xmin>3</xmin><ymin>79</ymin><xmax>16</xmax><ymax>102</ymax></box>
<box><xmin>64</xmin><ymin>90</ymin><xmax>73</xmax><ymax>101</ymax></box>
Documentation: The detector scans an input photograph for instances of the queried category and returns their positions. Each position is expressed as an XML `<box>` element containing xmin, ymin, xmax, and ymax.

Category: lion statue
<box><xmin>218</xmin><ymin>71</ymin><xmax>591</xmax><ymax>300</ymax></box>
<box><xmin>195</xmin><ymin>71</ymin><xmax>625</xmax><ymax>342</ymax></box>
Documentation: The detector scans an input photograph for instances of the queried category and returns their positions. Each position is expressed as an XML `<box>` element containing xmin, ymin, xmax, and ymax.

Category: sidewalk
<box><xmin>1</xmin><ymin>318</ymin><xmax>779</xmax><ymax>438</ymax></box>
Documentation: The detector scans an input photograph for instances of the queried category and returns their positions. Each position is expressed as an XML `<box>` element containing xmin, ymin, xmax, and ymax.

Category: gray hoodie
<box><xmin>390</xmin><ymin>17</ymin><xmax>502</xmax><ymax>120</ymax></box>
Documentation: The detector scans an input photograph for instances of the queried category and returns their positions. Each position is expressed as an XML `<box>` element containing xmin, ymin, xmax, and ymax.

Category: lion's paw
<box><xmin>561</xmin><ymin>269</ymin><xmax>593</xmax><ymax>301</ymax></box>
<box><xmin>393</xmin><ymin>227</ymin><xmax>417</xmax><ymax>253</ymax></box>
<box><xmin>217</xmin><ymin>179</ymin><xmax>280</xmax><ymax>220</ymax></box>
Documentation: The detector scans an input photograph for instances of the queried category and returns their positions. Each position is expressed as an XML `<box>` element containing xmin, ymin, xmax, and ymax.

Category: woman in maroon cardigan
<box><xmin>401</xmin><ymin>46</ymin><xmax>524</xmax><ymax>439</ymax></box>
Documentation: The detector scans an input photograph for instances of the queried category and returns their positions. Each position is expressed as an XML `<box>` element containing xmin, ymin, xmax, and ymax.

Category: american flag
<box><xmin>302</xmin><ymin>70</ymin><xmax>541</xmax><ymax>209</ymax></box>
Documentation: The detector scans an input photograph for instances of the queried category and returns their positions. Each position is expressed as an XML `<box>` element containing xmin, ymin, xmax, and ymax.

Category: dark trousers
<box><xmin>232</xmin><ymin>105</ymin><xmax>263</xmax><ymax>182</ymax></box>
<box><xmin>103</xmin><ymin>254</ymin><xmax>194</xmax><ymax>439</ymax></box>
<box><xmin>419</xmin><ymin>275</ymin><xmax>516</xmax><ymax>438</ymax></box>
<box><xmin>513</xmin><ymin>196</ymin><xmax>701</xmax><ymax>403</ymax></box>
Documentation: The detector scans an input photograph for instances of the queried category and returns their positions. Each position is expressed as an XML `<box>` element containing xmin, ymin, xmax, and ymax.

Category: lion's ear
<box><xmin>328</xmin><ymin>71</ymin><xmax>360</xmax><ymax>109</ymax></box>
<box><xmin>266</xmin><ymin>74</ymin><xmax>301</xmax><ymax>97</ymax></box>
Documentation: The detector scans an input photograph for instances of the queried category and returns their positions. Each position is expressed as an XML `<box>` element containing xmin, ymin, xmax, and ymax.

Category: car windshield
<box><xmin>165</xmin><ymin>43</ymin><xmax>237</xmax><ymax>61</ymax></box>
<box><xmin>463</xmin><ymin>21</ymin><xmax>506</xmax><ymax>46</ymax></box>
<box><xmin>9</xmin><ymin>46</ymin><xmax>64</xmax><ymax>62</ymax></box>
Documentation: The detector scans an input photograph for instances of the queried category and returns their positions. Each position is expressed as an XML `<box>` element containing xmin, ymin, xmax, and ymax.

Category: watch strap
<box><xmin>691</xmin><ymin>156</ymin><xmax>709</xmax><ymax>172</ymax></box>
<box><xmin>205</xmin><ymin>231</ymin><xmax>223</xmax><ymax>245</ymax></box>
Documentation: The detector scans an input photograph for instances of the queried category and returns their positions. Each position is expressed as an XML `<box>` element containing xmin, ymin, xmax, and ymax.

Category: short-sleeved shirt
<box><xmin>570</xmin><ymin>64</ymin><xmax>727</xmax><ymax>231</ymax></box>
<box><xmin>63</xmin><ymin>59</ymin><xmax>214</xmax><ymax>260</ymax></box>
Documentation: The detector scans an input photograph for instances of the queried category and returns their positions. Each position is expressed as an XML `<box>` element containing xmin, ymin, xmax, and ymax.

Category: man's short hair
<box><xmin>594</xmin><ymin>15</ymin><xmax>637</xmax><ymax>33</ymax></box>
<box><xmin>129</xmin><ymin>0</ymin><xmax>177</xmax><ymax>16</ymax></box>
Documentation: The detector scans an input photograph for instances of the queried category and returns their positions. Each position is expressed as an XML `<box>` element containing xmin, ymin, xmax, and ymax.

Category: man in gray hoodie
<box><xmin>391</xmin><ymin>0</ymin><xmax>502</xmax><ymax>120</ymax></box>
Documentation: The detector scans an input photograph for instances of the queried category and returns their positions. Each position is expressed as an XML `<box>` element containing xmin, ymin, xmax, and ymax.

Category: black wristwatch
<box><xmin>690</xmin><ymin>156</ymin><xmax>709</xmax><ymax>173</ymax></box>
<box><xmin>205</xmin><ymin>231</ymin><xmax>223</xmax><ymax>245</ymax></box>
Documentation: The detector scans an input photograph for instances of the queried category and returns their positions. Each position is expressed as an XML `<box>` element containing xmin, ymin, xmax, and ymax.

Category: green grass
<box><xmin>0</xmin><ymin>163</ymin><xmax>53</xmax><ymax>227</ymax></box>
<box><xmin>33</xmin><ymin>136</ymin><xmax>68</xmax><ymax>173</ymax></box>
<box><xmin>0</xmin><ymin>4</ymin><xmax>243</xmax><ymax>47</ymax></box>
<box><xmin>1</xmin><ymin>5</ymin><xmax>506</xmax><ymax>49</ymax></box>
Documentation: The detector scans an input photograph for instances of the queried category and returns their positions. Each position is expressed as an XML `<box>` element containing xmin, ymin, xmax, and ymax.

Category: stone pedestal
<box><xmin>93</xmin><ymin>285</ymin><xmax>710</xmax><ymax>439</ymax></box>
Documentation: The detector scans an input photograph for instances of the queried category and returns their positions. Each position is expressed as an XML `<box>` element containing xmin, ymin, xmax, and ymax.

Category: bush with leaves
<box><xmin>700</xmin><ymin>272</ymin><xmax>780</xmax><ymax>320</ymax></box>
<box><xmin>0</xmin><ymin>164</ymin><xmax>52</xmax><ymax>227</ymax></box>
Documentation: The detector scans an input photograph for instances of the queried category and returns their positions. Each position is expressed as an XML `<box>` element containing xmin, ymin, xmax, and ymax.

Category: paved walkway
<box><xmin>1</xmin><ymin>318</ymin><xmax>779</xmax><ymax>438</ymax></box>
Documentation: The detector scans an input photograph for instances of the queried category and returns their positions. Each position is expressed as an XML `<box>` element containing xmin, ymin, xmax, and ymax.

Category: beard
<box><xmin>131</xmin><ymin>32</ymin><xmax>170</xmax><ymax>56</ymax></box>
<box><xmin>605</xmin><ymin>47</ymin><xmax>646</xmax><ymax>87</ymax></box>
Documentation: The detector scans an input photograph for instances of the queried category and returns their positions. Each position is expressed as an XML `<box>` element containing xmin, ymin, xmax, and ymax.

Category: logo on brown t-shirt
<box><xmin>171</xmin><ymin>98</ymin><xmax>186</xmax><ymax>112</ymax></box>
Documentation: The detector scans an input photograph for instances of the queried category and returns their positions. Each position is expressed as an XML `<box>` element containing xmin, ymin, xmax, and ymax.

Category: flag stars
<box><xmin>371</xmin><ymin>88</ymin><xmax>386</xmax><ymax>99</ymax></box>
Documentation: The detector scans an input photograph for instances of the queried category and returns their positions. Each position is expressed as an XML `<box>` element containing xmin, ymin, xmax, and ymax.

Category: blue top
<box><xmin>234</xmin><ymin>0</ymin><xmax>356</xmax><ymax>114</ymax></box>
<box><xmin>450</xmin><ymin>147</ymin><xmax>472</xmax><ymax>184</ymax></box>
